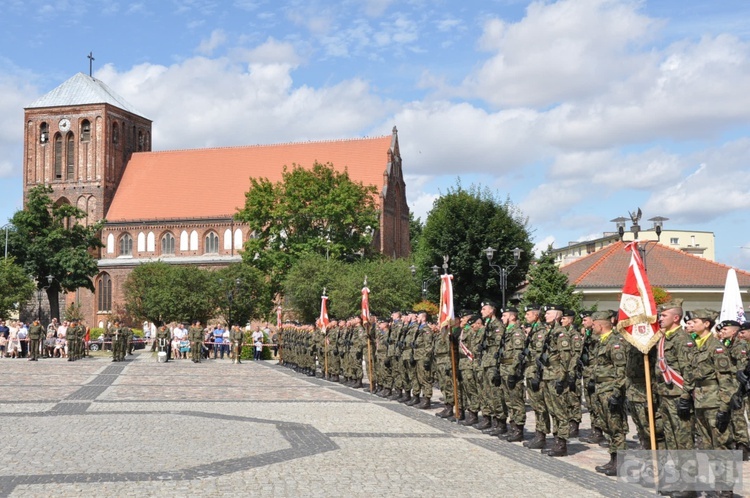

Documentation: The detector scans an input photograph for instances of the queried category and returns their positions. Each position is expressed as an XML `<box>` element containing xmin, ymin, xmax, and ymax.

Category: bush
<box><xmin>89</xmin><ymin>328</ymin><xmax>105</xmax><ymax>340</ymax></box>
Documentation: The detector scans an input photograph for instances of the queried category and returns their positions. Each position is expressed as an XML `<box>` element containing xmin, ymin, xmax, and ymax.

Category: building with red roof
<box><xmin>23</xmin><ymin>73</ymin><xmax>410</xmax><ymax>326</ymax></box>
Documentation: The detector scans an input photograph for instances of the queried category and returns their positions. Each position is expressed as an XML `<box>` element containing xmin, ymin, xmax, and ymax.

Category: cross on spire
<box><xmin>87</xmin><ymin>52</ymin><xmax>95</xmax><ymax>77</ymax></box>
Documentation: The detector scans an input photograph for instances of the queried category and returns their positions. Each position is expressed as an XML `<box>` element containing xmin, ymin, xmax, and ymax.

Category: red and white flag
<box><xmin>438</xmin><ymin>274</ymin><xmax>454</xmax><ymax>328</ymax></box>
<box><xmin>319</xmin><ymin>294</ymin><xmax>330</xmax><ymax>332</ymax></box>
<box><xmin>361</xmin><ymin>281</ymin><xmax>370</xmax><ymax>322</ymax></box>
<box><xmin>617</xmin><ymin>242</ymin><xmax>662</xmax><ymax>354</ymax></box>
<box><xmin>276</xmin><ymin>306</ymin><xmax>282</xmax><ymax>329</ymax></box>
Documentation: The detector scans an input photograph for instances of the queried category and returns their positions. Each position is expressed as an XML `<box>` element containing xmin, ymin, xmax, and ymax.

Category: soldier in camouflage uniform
<box><xmin>715</xmin><ymin>318</ymin><xmax>750</xmax><ymax>459</ymax></box>
<box><xmin>579</xmin><ymin>311</ymin><xmax>605</xmax><ymax>444</ymax></box>
<box><xmin>374</xmin><ymin>319</ymin><xmax>392</xmax><ymax>396</ymax></box>
<box><xmin>475</xmin><ymin>301</ymin><xmax>507</xmax><ymax>434</ymax></box>
<box><xmin>398</xmin><ymin>313</ymin><xmax>418</xmax><ymax>403</ymax></box>
<box><xmin>456</xmin><ymin>314</ymin><xmax>482</xmax><ymax>424</ymax></box>
<box><xmin>498</xmin><ymin>307</ymin><xmax>527</xmax><ymax>441</ymax></box>
<box><xmin>72</xmin><ymin>320</ymin><xmax>86</xmax><ymax>360</ymax></box>
<box><xmin>689</xmin><ymin>314</ymin><xmax>736</xmax><ymax>497</ymax></box>
<box><xmin>560</xmin><ymin>309</ymin><xmax>583</xmax><ymax>438</ymax></box>
<box><xmin>120</xmin><ymin>322</ymin><xmax>132</xmax><ymax>360</ymax></box>
<box><xmin>625</xmin><ymin>333</ymin><xmax>661</xmax><ymax>449</ymax></box>
<box><xmin>654</xmin><ymin>299</ymin><xmax>695</xmax><ymax>451</ymax></box>
<box><xmin>28</xmin><ymin>319</ymin><xmax>43</xmax><ymax>361</ymax></box>
<box><xmin>188</xmin><ymin>320</ymin><xmax>203</xmax><ymax>363</ymax></box>
<box><xmin>590</xmin><ymin>311</ymin><xmax>628</xmax><ymax>476</ymax></box>
<box><xmin>110</xmin><ymin>320</ymin><xmax>122</xmax><ymax>362</ymax></box>
<box><xmin>410</xmin><ymin>312</ymin><xmax>433</xmax><ymax>409</ymax></box>
<box><xmin>523</xmin><ymin>304</ymin><xmax>550</xmax><ymax>450</ymax></box>
<box><xmin>539</xmin><ymin>305</ymin><xmax>573</xmax><ymax>457</ymax></box>
<box><xmin>433</xmin><ymin>315</ymin><xmax>456</xmax><ymax>417</ymax></box>
<box><xmin>388</xmin><ymin>312</ymin><xmax>406</xmax><ymax>400</ymax></box>
<box><xmin>230</xmin><ymin>324</ymin><xmax>244</xmax><ymax>364</ymax></box>
<box><xmin>350</xmin><ymin>317</ymin><xmax>365</xmax><ymax>388</ymax></box>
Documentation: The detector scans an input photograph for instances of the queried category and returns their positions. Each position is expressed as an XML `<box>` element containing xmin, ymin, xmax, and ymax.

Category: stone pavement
<box><xmin>0</xmin><ymin>352</ymin><xmax>742</xmax><ymax>497</ymax></box>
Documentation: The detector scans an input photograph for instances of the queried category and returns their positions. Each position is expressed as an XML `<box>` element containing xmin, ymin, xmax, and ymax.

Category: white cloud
<box><xmin>95</xmin><ymin>46</ymin><xmax>392</xmax><ymax>151</ymax></box>
<box><xmin>465</xmin><ymin>0</ymin><xmax>657</xmax><ymax>108</ymax></box>
<box><xmin>533</xmin><ymin>235</ymin><xmax>556</xmax><ymax>256</ymax></box>
<box><xmin>0</xmin><ymin>73</ymin><xmax>42</xmax><ymax>178</ymax></box>
<box><xmin>196</xmin><ymin>29</ymin><xmax>227</xmax><ymax>55</ymax></box>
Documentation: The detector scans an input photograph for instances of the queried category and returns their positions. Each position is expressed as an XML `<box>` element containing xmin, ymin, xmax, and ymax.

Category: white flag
<box><xmin>720</xmin><ymin>268</ymin><xmax>746</xmax><ymax>324</ymax></box>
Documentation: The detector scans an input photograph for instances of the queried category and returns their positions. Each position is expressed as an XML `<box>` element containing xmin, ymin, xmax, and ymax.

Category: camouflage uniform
<box><xmin>411</xmin><ymin>321</ymin><xmax>433</xmax><ymax>407</ymax></box>
<box><xmin>541</xmin><ymin>320</ymin><xmax>573</xmax><ymax>455</ymax></box>
<box><xmin>433</xmin><ymin>323</ymin><xmax>455</xmax><ymax>416</ymax></box>
<box><xmin>654</xmin><ymin>326</ymin><xmax>695</xmax><ymax>450</ymax></box>
<box><xmin>478</xmin><ymin>316</ymin><xmax>506</xmax><ymax>430</ymax></box>
<box><xmin>499</xmin><ymin>320</ymin><xmax>527</xmax><ymax>441</ymax></box>
<box><xmin>523</xmin><ymin>321</ymin><xmax>550</xmax><ymax>447</ymax></box>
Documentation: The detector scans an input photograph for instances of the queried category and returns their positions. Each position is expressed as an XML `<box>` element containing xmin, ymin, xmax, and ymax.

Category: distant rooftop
<box><xmin>26</xmin><ymin>72</ymin><xmax>147</xmax><ymax>118</ymax></box>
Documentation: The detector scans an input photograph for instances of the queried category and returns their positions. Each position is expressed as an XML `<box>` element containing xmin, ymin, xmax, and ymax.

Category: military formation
<box><xmin>278</xmin><ymin>299</ymin><xmax>749</xmax><ymax>496</ymax></box>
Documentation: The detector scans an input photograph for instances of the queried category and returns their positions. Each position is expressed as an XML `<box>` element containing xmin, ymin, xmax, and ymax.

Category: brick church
<box><xmin>23</xmin><ymin>73</ymin><xmax>411</xmax><ymax>327</ymax></box>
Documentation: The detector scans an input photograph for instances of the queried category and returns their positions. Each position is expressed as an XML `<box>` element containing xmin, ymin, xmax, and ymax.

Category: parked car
<box><xmin>88</xmin><ymin>335</ymin><xmax>147</xmax><ymax>351</ymax></box>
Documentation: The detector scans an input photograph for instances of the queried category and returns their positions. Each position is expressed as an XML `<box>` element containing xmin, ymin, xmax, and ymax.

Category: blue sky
<box><xmin>2</xmin><ymin>0</ymin><xmax>750</xmax><ymax>268</ymax></box>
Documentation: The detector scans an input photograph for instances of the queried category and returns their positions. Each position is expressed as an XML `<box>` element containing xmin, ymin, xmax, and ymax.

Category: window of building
<box><xmin>81</xmin><ymin>120</ymin><xmax>91</xmax><ymax>142</ymax></box>
<box><xmin>670</xmin><ymin>237</ymin><xmax>679</xmax><ymax>245</ymax></box>
<box><xmin>54</xmin><ymin>134</ymin><xmax>63</xmax><ymax>178</ymax></box>
<box><xmin>138</xmin><ymin>130</ymin><xmax>144</xmax><ymax>151</ymax></box>
<box><xmin>205</xmin><ymin>232</ymin><xmax>219</xmax><ymax>254</ymax></box>
<box><xmin>161</xmin><ymin>232</ymin><xmax>175</xmax><ymax>255</ymax></box>
<box><xmin>112</xmin><ymin>122</ymin><xmax>119</xmax><ymax>144</ymax></box>
<box><xmin>119</xmin><ymin>233</ymin><xmax>133</xmax><ymax>256</ymax></box>
<box><xmin>40</xmin><ymin>122</ymin><xmax>49</xmax><ymax>144</ymax></box>
<box><xmin>66</xmin><ymin>133</ymin><xmax>75</xmax><ymax>180</ymax></box>
<box><xmin>98</xmin><ymin>273</ymin><xmax>112</xmax><ymax>312</ymax></box>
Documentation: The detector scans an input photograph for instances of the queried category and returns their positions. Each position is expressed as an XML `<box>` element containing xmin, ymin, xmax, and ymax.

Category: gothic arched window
<box><xmin>81</xmin><ymin>120</ymin><xmax>91</xmax><ymax>142</ymax></box>
<box><xmin>205</xmin><ymin>232</ymin><xmax>219</xmax><ymax>254</ymax></box>
<box><xmin>119</xmin><ymin>233</ymin><xmax>133</xmax><ymax>256</ymax></box>
<box><xmin>54</xmin><ymin>134</ymin><xmax>63</xmax><ymax>179</ymax></box>
<box><xmin>161</xmin><ymin>232</ymin><xmax>175</xmax><ymax>255</ymax></box>
<box><xmin>98</xmin><ymin>273</ymin><xmax>112</xmax><ymax>312</ymax></box>
<box><xmin>66</xmin><ymin>133</ymin><xmax>75</xmax><ymax>180</ymax></box>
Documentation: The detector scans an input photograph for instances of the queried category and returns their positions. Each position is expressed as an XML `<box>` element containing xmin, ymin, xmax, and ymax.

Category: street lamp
<box><xmin>219</xmin><ymin>278</ymin><xmax>242</xmax><ymax>326</ymax></box>
<box><xmin>484</xmin><ymin>246</ymin><xmax>523</xmax><ymax>309</ymax></box>
<box><xmin>38</xmin><ymin>274</ymin><xmax>55</xmax><ymax>322</ymax></box>
<box><xmin>412</xmin><ymin>258</ymin><xmax>448</xmax><ymax>300</ymax></box>
<box><xmin>2</xmin><ymin>223</ymin><xmax>12</xmax><ymax>261</ymax></box>
<box><xmin>611</xmin><ymin>208</ymin><xmax>668</xmax><ymax>270</ymax></box>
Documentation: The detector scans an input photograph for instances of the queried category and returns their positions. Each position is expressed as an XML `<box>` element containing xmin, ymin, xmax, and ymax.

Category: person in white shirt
<box><xmin>251</xmin><ymin>325</ymin><xmax>264</xmax><ymax>361</ymax></box>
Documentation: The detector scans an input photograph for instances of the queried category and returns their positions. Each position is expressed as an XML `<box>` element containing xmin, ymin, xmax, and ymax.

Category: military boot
<box><xmin>736</xmin><ymin>442</ymin><xmax>750</xmax><ymax>461</ymax></box>
<box><xmin>546</xmin><ymin>437</ymin><xmax>568</xmax><ymax>457</ymax></box>
<box><xmin>406</xmin><ymin>395</ymin><xmax>421</xmax><ymax>406</ymax></box>
<box><xmin>475</xmin><ymin>415</ymin><xmax>492</xmax><ymax>431</ymax></box>
<box><xmin>378</xmin><ymin>388</ymin><xmax>392</xmax><ymax>398</ymax></box>
<box><xmin>352</xmin><ymin>379</ymin><xmax>363</xmax><ymax>388</ymax></box>
<box><xmin>569</xmin><ymin>421</ymin><xmax>580</xmax><ymax>438</ymax></box>
<box><xmin>595</xmin><ymin>453</ymin><xmax>617</xmax><ymax>473</ymax></box>
<box><xmin>417</xmin><ymin>397</ymin><xmax>431</xmax><ymax>409</ymax></box>
<box><xmin>585</xmin><ymin>427</ymin><xmax>605</xmax><ymax>444</ymax></box>
<box><xmin>398</xmin><ymin>391</ymin><xmax>412</xmax><ymax>403</ymax></box>
<box><xmin>447</xmin><ymin>408</ymin><xmax>464</xmax><ymax>423</ymax></box>
<box><xmin>523</xmin><ymin>431</ymin><xmax>547</xmax><ymax>450</ymax></box>
<box><xmin>504</xmin><ymin>423</ymin><xmax>524</xmax><ymax>442</ymax></box>
<box><xmin>489</xmin><ymin>419</ymin><xmax>508</xmax><ymax>436</ymax></box>
<box><xmin>389</xmin><ymin>389</ymin><xmax>403</xmax><ymax>401</ymax></box>
<box><xmin>460</xmin><ymin>410</ymin><xmax>478</xmax><ymax>426</ymax></box>
<box><xmin>436</xmin><ymin>403</ymin><xmax>453</xmax><ymax>418</ymax></box>
<box><xmin>482</xmin><ymin>416</ymin><xmax>498</xmax><ymax>434</ymax></box>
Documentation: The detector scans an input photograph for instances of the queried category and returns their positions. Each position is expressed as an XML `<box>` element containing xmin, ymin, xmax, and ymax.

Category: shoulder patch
<box><xmin>613</xmin><ymin>344</ymin><xmax>620</xmax><ymax>349</ymax></box>
<box><xmin>537</xmin><ymin>334</ymin><xmax>544</xmax><ymax>340</ymax></box>
<box><xmin>716</xmin><ymin>348</ymin><xmax>724</xmax><ymax>354</ymax></box>
<box><xmin>685</xmin><ymin>342</ymin><xmax>694</xmax><ymax>347</ymax></box>
<box><xmin>559</xmin><ymin>333</ymin><xmax>565</xmax><ymax>337</ymax></box>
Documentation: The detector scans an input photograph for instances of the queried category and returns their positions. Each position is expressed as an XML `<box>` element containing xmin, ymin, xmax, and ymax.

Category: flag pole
<box><xmin>322</xmin><ymin>289</ymin><xmax>329</xmax><ymax>380</ymax></box>
<box><xmin>362</xmin><ymin>277</ymin><xmax>375</xmax><ymax>393</ymax></box>
<box><xmin>643</xmin><ymin>353</ymin><xmax>660</xmax><ymax>488</ymax></box>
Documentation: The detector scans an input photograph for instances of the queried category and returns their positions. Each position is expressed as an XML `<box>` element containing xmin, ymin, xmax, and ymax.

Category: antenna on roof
<box><xmin>87</xmin><ymin>51</ymin><xmax>95</xmax><ymax>77</ymax></box>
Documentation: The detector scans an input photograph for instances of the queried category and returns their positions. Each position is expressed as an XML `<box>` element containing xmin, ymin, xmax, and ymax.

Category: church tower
<box><xmin>23</xmin><ymin>73</ymin><xmax>152</xmax><ymax>225</ymax></box>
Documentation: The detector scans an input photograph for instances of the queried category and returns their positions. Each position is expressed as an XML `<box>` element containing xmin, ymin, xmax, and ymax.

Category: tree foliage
<box><xmin>123</xmin><ymin>262</ymin><xmax>272</xmax><ymax>326</ymax></box>
<box><xmin>235</xmin><ymin>162</ymin><xmax>379</xmax><ymax>294</ymax></box>
<box><xmin>0</xmin><ymin>258</ymin><xmax>35</xmax><ymax>320</ymax></box>
<box><xmin>521</xmin><ymin>249</ymin><xmax>583</xmax><ymax>312</ymax></box>
<box><xmin>415</xmin><ymin>182</ymin><xmax>534</xmax><ymax>311</ymax></box>
<box><xmin>282</xmin><ymin>253</ymin><xmax>419</xmax><ymax>323</ymax></box>
<box><xmin>8</xmin><ymin>185</ymin><xmax>104</xmax><ymax>320</ymax></box>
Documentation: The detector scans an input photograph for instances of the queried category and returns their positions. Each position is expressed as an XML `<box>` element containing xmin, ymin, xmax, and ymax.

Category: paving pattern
<box><xmin>0</xmin><ymin>352</ymin><xmax>742</xmax><ymax>497</ymax></box>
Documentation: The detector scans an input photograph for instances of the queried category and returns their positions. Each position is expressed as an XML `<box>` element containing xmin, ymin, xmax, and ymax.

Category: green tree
<box><xmin>235</xmin><ymin>162</ymin><xmax>379</xmax><ymax>294</ymax></box>
<box><xmin>415</xmin><ymin>183</ymin><xmax>533</xmax><ymax>311</ymax></box>
<box><xmin>123</xmin><ymin>262</ymin><xmax>215</xmax><ymax>325</ymax></box>
<box><xmin>521</xmin><ymin>249</ymin><xmax>583</xmax><ymax>312</ymax></box>
<box><xmin>8</xmin><ymin>185</ymin><xmax>104</xmax><ymax>320</ymax></box>
<box><xmin>282</xmin><ymin>253</ymin><xmax>346</xmax><ymax>323</ymax></box>
<box><xmin>0</xmin><ymin>258</ymin><xmax>35</xmax><ymax>320</ymax></box>
<box><xmin>409</xmin><ymin>212</ymin><xmax>423</xmax><ymax>254</ymax></box>
<box><xmin>213</xmin><ymin>263</ymin><xmax>273</xmax><ymax>325</ymax></box>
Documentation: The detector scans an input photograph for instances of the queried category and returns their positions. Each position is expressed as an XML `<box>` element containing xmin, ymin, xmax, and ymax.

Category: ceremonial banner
<box><xmin>617</xmin><ymin>242</ymin><xmax>662</xmax><ymax>354</ymax></box>
<box><xmin>438</xmin><ymin>274</ymin><xmax>454</xmax><ymax>328</ymax></box>
<box><xmin>720</xmin><ymin>268</ymin><xmax>746</xmax><ymax>324</ymax></box>
<box><xmin>319</xmin><ymin>294</ymin><xmax>330</xmax><ymax>332</ymax></box>
<box><xmin>361</xmin><ymin>281</ymin><xmax>370</xmax><ymax>322</ymax></box>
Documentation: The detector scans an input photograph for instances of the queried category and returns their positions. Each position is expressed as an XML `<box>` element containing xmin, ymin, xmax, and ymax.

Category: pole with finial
<box><xmin>87</xmin><ymin>52</ymin><xmax>95</xmax><ymax>77</ymax></box>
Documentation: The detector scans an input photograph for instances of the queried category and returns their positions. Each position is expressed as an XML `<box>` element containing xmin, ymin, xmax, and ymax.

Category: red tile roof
<box><xmin>106</xmin><ymin>135</ymin><xmax>393</xmax><ymax>222</ymax></box>
<box><xmin>561</xmin><ymin>241</ymin><xmax>750</xmax><ymax>289</ymax></box>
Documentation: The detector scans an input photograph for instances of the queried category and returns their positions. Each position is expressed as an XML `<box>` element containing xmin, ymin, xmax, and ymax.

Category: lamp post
<box><xmin>2</xmin><ymin>223</ymin><xmax>12</xmax><ymax>261</ymax></box>
<box><xmin>410</xmin><ymin>257</ymin><xmax>448</xmax><ymax>300</ymax></box>
<box><xmin>484</xmin><ymin>246</ymin><xmax>523</xmax><ymax>310</ymax></box>
<box><xmin>38</xmin><ymin>274</ymin><xmax>55</xmax><ymax>322</ymax></box>
<box><xmin>610</xmin><ymin>209</ymin><xmax>668</xmax><ymax>270</ymax></box>
<box><xmin>220</xmin><ymin>278</ymin><xmax>242</xmax><ymax>326</ymax></box>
